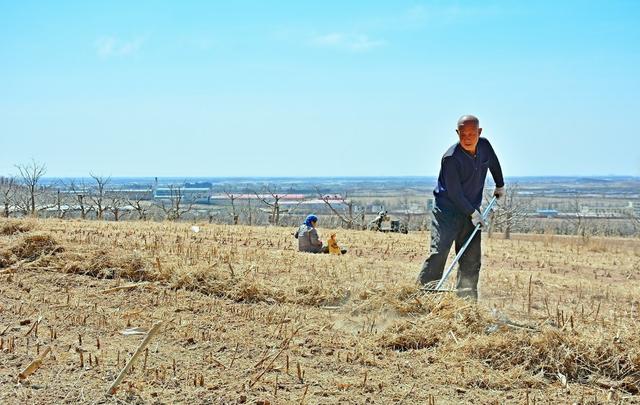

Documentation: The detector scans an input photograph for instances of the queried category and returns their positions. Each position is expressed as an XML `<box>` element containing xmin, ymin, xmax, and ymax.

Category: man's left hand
<box><xmin>493</xmin><ymin>186</ymin><xmax>506</xmax><ymax>199</ymax></box>
<box><xmin>471</xmin><ymin>210</ymin><xmax>487</xmax><ymax>228</ymax></box>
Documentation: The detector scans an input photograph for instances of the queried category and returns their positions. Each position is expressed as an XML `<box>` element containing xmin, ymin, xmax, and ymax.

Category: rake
<box><xmin>424</xmin><ymin>196</ymin><xmax>498</xmax><ymax>293</ymax></box>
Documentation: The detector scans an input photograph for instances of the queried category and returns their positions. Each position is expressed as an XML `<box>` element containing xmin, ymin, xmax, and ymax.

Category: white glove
<box><xmin>493</xmin><ymin>186</ymin><xmax>506</xmax><ymax>199</ymax></box>
<box><xmin>471</xmin><ymin>210</ymin><xmax>487</xmax><ymax>228</ymax></box>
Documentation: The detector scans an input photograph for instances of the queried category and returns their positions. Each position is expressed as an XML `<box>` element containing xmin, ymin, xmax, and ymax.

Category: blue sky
<box><xmin>1</xmin><ymin>1</ymin><xmax>639</xmax><ymax>177</ymax></box>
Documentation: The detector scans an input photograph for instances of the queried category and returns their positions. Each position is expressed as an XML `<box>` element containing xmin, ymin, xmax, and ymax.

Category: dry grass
<box><xmin>0</xmin><ymin>231</ymin><xmax>62</xmax><ymax>267</ymax></box>
<box><xmin>1</xmin><ymin>217</ymin><xmax>639</xmax><ymax>403</ymax></box>
<box><xmin>0</xmin><ymin>219</ymin><xmax>33</xmax><ymax>236</ymax></box>
<box><xmin>60</xmin><ymin>248</ymin><xmax>147</xmax><ymax>280</ymax></box>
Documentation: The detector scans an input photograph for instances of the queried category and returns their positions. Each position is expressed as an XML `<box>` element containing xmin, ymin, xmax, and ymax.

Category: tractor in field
<box><xmin>368</xmin><ymin>210</ymin><xmax>409</xmax><ymax>234</ymax></box>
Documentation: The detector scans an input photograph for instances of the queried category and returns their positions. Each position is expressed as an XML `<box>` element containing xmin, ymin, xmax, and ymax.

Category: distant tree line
<box><xmin>0</xmin><ymin>161</ymin><xmax>338</xmax><ymax>227</ymax></box>
<box><xmin>1</xmin><ymin>161</ymin><xmax>639</xmax><ymax>238</ymax></box>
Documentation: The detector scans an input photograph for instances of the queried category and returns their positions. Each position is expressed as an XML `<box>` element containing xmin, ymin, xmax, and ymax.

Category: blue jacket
<box><xmin>434</xmin><ymin>137</ymin><xmax>504</xmax><ymax>216</ymax></box>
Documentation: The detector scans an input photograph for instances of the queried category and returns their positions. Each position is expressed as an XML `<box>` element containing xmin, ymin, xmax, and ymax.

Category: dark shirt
<box><xmin>433</xmin><ymin>137</ymin><xmax>504</xmax><ymax>216</ymax></box>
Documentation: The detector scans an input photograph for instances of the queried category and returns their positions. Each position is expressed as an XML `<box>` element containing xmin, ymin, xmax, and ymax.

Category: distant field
<box><xmin>1</xmin><ymin>218</ymin><xmax>639</xmax><ymax>403</ymax></box>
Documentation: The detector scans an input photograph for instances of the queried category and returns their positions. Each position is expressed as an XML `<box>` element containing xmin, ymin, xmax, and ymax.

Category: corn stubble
<box><xmin>0</xmin><ymin>217</ymin><xmax>639</xmax><ymax>403</ymax></box>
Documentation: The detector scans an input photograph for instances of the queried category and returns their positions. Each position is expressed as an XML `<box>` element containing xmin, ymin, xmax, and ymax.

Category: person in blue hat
<box><xmin>294</xmin><ymin>214</ymin><xmax>346</xmax><ymax>254</ymax></box>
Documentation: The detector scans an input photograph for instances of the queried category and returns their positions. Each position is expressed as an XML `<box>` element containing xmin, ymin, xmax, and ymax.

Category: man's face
<box><xmin>456</xmin><ymin>122</ymin><xmax>482</xmax><ymax>153</ymax></box>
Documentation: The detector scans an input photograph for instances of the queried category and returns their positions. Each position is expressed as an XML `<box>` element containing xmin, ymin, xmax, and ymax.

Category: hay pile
<box><xmin>376</xmin><ymin>293</ymin><xmax>490</xmax><ymax>351</ymax></box>
<box><xmin>0</xmin><ymin>230</ymin><xmax>62</xmax><ymax>267</ymax></box>
<box><xmin>60</xmin><ymin>248</ymin><xmax>149</xmax><ymax>281</ymax></box>
<box><xmin>0</xmin><ymin>219</ymin><xmax>33</xmax><ymax>236</ymax></box>
<box><xmin>374</xmin><ymin>292</ymin><xmax>640</xmax><ymax>392</ymax></box>
<box><xmin>460</xmin><ymin>325</ymin><xmax>640</xmax><ymax>392</ymax></box>
<box><xmin>168</xmin><ymin>263</ymin><xmax>351</xmax><ymax>306</ymax></box>
<box><xmin>0</xmin><ymin>248</ymin><xmax>13</xmax><ymax>267</ymax></box>
<box><xmin>11</xmin><ymin>233</ymin><xmax>62</xmax><ymax>260</ymax></box>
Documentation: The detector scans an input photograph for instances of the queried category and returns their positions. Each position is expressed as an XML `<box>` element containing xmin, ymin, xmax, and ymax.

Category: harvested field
<box><xmin>1</xmin><ymin>218</ymin><xmax>639</xmax><ymax>404</ymax></box>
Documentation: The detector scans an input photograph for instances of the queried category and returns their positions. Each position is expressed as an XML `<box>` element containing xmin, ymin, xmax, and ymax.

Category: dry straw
<box><xmin>1</xmin><ymin>217</ymin><xmax>639</xmax><ymax>397</ymax></box>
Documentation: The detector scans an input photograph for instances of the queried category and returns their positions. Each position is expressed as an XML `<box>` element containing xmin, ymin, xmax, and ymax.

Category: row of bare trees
<box><xmin>315</xmin><ymin>188</ymin><xmax>365</xmax><ymax>230</ymax></box>
<box><xmin>0</xmin><ymin>162</ymin><xmax>318</xmax><ymax>225</ymax></box>
<box><xmin>3</xmin><ymin>162</ymin><xmax>638</xmax><ymax>235</ymax></box>
<box><xmin>0</xmin><ymin>161</ymin><xmax>156</xmax><ymax>221</ymax></box>
<box><xmin>486</xmin><ymin>184</ymin><xmax>529</xmax><ymax>239</ymax></box>
<box><xmin>1</xmin><ymin>161</ymin><xmax>49</xmax><ymax>217</ymax></box>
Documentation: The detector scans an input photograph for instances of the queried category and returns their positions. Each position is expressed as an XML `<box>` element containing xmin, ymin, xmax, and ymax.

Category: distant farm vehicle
<box><xmin>368</xmin><ymin>211</ymin><xmax>408</xmax><ymax>234</ymax></box>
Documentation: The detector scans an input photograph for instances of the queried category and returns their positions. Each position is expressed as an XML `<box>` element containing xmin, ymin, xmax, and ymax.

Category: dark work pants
<box><xmin>418</xmin><ymin>203</ymin><xmax>482</xmax><ymax>300</ymax></box>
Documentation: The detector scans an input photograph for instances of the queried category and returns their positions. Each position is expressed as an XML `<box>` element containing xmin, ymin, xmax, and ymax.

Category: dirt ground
<box><xmin>1</xmin><ymin>218</ymin><xmax>639</xmax><ymax>404</ymax></box>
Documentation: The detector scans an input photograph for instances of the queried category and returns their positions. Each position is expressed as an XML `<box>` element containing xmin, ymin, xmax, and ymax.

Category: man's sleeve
<box><xmin>442</xmin><ymin>157</ymin><xmax>476</xmax><ymax>216</ymax></box>
<box><xmin>487</xmin><ymin>141</ymin><xmax>505</xmax><ymax>188</ymax></box>
<box><xmin>310</xmin><ymin>228</ymin><xmax>322</xmax><ymax>246</ymax></box>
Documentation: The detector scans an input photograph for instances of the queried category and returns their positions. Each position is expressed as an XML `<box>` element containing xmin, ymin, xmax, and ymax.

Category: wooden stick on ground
<box><xmin>25</xmin><ymin>315</ymin><xmax>43</xmax><ymax>337</ymax></box>
<box><xmin>101</xmin><ymin>282</ymin><xmax>150</xmax><ymax>294</ymax></box>
<box><xmin>397</xmin><ymin>383</ymin><xmax>416</xmax><ymax>405</ymax></box>
<box><xmin>249</xmin><ymin>326</ymin><xmax>301</xmax><ymax>388</ymax></box>
<box><xmin>18</xmin><ymin>346</ymin><xmax>51</xmax><ymax>380</ymax></box>
<box><xmin>106</xmin><ymin>322</ymin><xmax>162</xmax><ymax>396</ymax></box>
<box><xmin>1</xmin><ymin>258</ymin><xmax>31</xmax><ymax>274</ymax></box>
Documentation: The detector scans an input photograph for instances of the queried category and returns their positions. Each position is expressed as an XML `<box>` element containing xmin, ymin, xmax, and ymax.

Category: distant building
<box><xmin>281</xmin><ymin>198</ymin><xmax>349</xmax><ymax>213</ymax></box>
<box><xmin>154</xmin><ymin>187</ymin><xmax>211</xmax><ymax>203</ymax></box>
<box><xmin>210</xmin><ymin>193</ymin><xmax>305</xmax><ymax>202</ymax></box>
<box><xmin>536</xmin><ymin>209</ymin><xmax>559</xmax><ymax>218</ymax></box>
<box><xmin>579</xmin><ymin>201</ymin><xmax>636</xmax><ymax>218</ymax></box>
<box><xmin>116</xmin><ymin>189</ymin><xmax>154</xmax><ymax>200</ymax></box>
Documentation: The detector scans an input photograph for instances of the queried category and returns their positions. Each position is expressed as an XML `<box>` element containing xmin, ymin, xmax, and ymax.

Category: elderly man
<box><xmin>418</xmin><ymin>115</ymin><xmax>505</xmax><ymax>300</ymax></box>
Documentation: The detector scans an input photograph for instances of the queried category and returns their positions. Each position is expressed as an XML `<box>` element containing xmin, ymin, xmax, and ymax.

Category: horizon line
<box><xmin>32</xmin><ymin>174</ymin><xmax>640</xmax><ymax>180</ymax></box>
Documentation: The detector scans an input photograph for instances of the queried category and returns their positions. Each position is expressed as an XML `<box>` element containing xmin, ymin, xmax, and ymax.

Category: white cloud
<box><xmin>95</xmin><ymin>36</ymin><xmax>145</xmax><ymax>58</ymax></box>
<box><xmin>311</xmin><ymin>32</ymin><xmax>386</xmax><ymax>52</ymax></box>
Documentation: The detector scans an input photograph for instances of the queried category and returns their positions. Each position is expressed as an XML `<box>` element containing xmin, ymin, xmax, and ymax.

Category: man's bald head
<box><xmin>457</xmin><ymin>115</ymin><xmax>479</xmax><ymax>129</ymax></box>
<box><xmin>456</xmin><ymin>115</ymin><xmax>482</xmax><ymax>154</ymax></box>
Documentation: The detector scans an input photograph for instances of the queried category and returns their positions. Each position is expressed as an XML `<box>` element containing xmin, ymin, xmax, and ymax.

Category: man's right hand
<box><xmin>471</xmin><ymin>210</ymin><xmax>487</xmax><ymax>228</ymax></box>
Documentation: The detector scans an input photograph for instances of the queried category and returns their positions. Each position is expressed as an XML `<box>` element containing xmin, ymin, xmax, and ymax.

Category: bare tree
<box><xmin>398</xmin><ymin>195</ymin><xmax>415</xmax><ymax>231</ymax></box>
<box><xmin>126</xmin><ymin>191</ymin><xmax>151</xmax><ymax>221</ymax></box>
<box><xmin>0</xmin><ymin>176</ymin><xmax>17</xmax><ymax>217</ymax></box>
<box><xmin>255</xmin><ymin>186</ymin><xmax>285</xmax><ymax>225</ymax></box>
<box><xmin>245</xmin><ymin>195</ymin><xmax>253</xmax><ymax>226</ymax></box>
<box><xmin>15</xmin><ymin>160</ymin><xmax>47</xmax><ymax>216</ymax></box>
<box><xmin>155</xmin><ymin>184</ymin><xmax>195</xmax><ymax>221</ymax></box>
<box><xmin>90</xmin><ymin>174</ymin><xmax>111</xmax><ymax>220</ymax></box>
<box><xmin>68</xmin><ymin>179</ymin><xmax>94</xmax><ymax>219</ymax></box>
<box><xmin>316</xmin><ymin>188</ymin><xmax>361</xmax><ymax>229</ymax></box>
<box><xmin>223</xmin><ymin>188</ymin><xmax>240</xmax><ymax>225</ymax></box>
<box><xmin>108</xmin><ymin>190</ymin><xmax>128</xmax><ymax>222</ymax></box>
<box><xmin>241</xmin><ymin>189</ymin><xmax>256</xmax><ymax>226</ymax></box>
<box><xmin>562</xmin><ymin>193</ymin><xmax>591</xmax><ymax>238</ymax></box>
<box><xmin>280</xmin><ymin>199</ymin><xmax>307</xmax><ymax>226</ymax></box>
<box><xmin>627</xmin><ymin>208</ymin><xmax>640</xmax><ymax>237</ymax></box>
<box><xmin>487</xmin><ymin>184</ymin><xmax>530</xmax><ymax>239</ymax></box>
<box><xmin>51</xmin><ymin>186</ymin><xmax>71</xmax><ymax>219</ymax></box>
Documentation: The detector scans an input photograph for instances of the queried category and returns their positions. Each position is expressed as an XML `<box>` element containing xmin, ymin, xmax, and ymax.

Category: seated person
<box><xmin>294</xmin><ymin>215</ymin><xmax>346</xmax><ymax>254</ymax></box>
